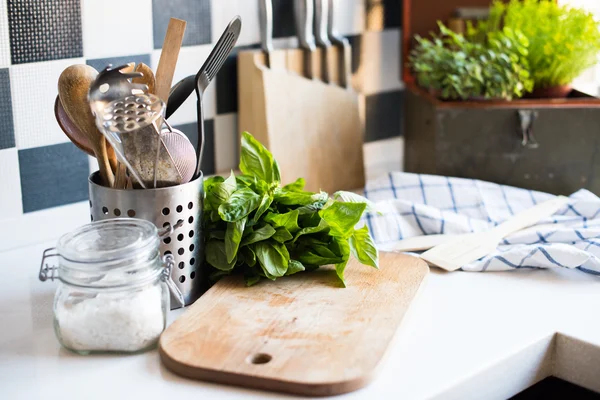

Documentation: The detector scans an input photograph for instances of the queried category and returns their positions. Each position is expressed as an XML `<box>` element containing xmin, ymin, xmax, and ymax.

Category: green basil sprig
<box><xmin>203</xmin><ymin>132</ymin><xmax>379</xmax><ymax>286</ymax></box>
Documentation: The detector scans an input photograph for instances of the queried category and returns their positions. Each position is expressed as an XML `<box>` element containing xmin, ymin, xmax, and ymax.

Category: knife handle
<box><xmin>326</xmin><ymin>0</ymin><xmax>351</xmax><ymax>87</ymax></box>
<box><xmin>314</xmin><ymin>0</ymin><xmax>331</xmax><ymax>83</ymax></box>
<box><xmin>294</xmin><ymin>0</ymin><xmax>316</xmax><ymax>79</ymax></box>
<box><xmin>492</xmin><ymin>196</ymin><xmax>569</xmax><ymax>238</ymax></box>
<box><xmin>259</xmin><ymin>0</ymin><xmax>273</xmax><ymax>67</ymax></box>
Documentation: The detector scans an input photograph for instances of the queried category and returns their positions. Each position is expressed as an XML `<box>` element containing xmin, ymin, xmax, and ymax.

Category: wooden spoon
<box><xmin>133</xmin><ymin>62</ymin><xmax>156</xmax><ymax>94</ymax></box>
<box><xmin>155</xmin><ymin>18</ymin><xmax>187</xmax><ymax>103</ymax></box>
<box><xmin>54</xmin><ymin>95</ymin><xmax>118</xmax><ymax>173</ymax></box>
<box><xmin>58</xmin><ymin>65</ymin><xmax>115</xmax><ymax>187</ymax></box>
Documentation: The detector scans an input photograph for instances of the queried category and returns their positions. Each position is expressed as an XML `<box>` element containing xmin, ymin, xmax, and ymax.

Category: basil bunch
<box><xmin>203</xmin><ymin>132</ymin><xmax>379</xmax><ymax>286</ymax></box>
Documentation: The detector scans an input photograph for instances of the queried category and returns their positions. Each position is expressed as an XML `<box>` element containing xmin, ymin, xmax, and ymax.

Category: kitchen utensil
<box><xmin>165</xmin><ymin>17</ymin><xmax>241</xmax><ymax>120</ymax></box>
<box><xmin>54</xmin><ymin>96</ymin><xmax>119</xmax><ymax>174</ymax></box>
<box><xmin>95</xmin><ymin>93</ymin><xmax>184</xmax><ymax>188</ymax></box>
<box><xmin>58</xmin><ymin>65</ymin><xmax>115</xmax><ymax>187</ymax></box>
<box><xmin>133</xmin><ymin>62</ymin><xmax>156</xmax><ymax>94</ymax></box>
<box><xmin>161</xmin><ymin>125</ymin><xmax>196</xmax><ymax>184</ymax></box>
<box><xmin>259</xmin><ymin>0</ymin><xmax>273</xmax><ymax>68</ymax></box>
<box><xmin>159</xmin><ymin>252</ymin><xmax>429</xmax><ymax>396</ymax></box>
<box><xmin>154</xmin><ymin>18</ymin><xmax>187</xmax><ymax>103</ymax></box>
<box><xmin>88</xmin><ymin>64</ymin><xmax>147</xmax><ymax>115</ymax></box>
<box><xmin>421</xmin><ymin>196</ymin><xmax>570</xmax><ymax>271</ymax></box>
<box><xmin>327</xmin><ymin>0</ymin><xmax>351</xmax><ymax>87</ymax></box>
<box><xmin>237</xmin><ymin>48</ymin><xmax>365</xmax><ymax>192</ymax></box>
<box><xmin>314</xmin><ymin>0</ymin><xmax>332</xmax><ymax>83</ymax></box>
<box><xmin>294</xmin><ymin>0</ymin><xmax>317</xmax><ymax>79</ymax></box>
<box><xmin>89</xmin><ymin>170</ymin><xmax>205</xmax><ymax>307</ymax></box>
<box><xmin>388</xmin><ymin>233</ymin><xmax>466</xmax><ymax>252</ymax></box>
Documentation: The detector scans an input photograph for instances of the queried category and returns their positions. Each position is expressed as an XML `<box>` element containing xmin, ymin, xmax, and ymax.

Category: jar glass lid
<box><xmin>57</xmin><ymin>218</ymin><xmax>158</xmax><ymax>264</ymax></box>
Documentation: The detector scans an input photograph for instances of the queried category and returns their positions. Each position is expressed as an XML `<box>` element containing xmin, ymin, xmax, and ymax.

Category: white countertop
<box><xmin>2</xmin><ymin>238</ymin><xmax>600</xmax><ymax>399</ymax></box>
<box><xmin>2</xmin><ymin>138</ymin><xmax>600</xmax><ymax>399</ymax></box>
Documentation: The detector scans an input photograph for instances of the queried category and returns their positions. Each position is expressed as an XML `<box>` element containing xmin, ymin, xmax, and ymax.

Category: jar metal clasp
<box><xmin>162</xmin><ymin>254</ymin><xmax>185</xmax><ymax>307</ymax></box>
<box><xmin>39</xmin><ymin>248</ymin><xmax>59</xmax><ymax>282</ymax></box>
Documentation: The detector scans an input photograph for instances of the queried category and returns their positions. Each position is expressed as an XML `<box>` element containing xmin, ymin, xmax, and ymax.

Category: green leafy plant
<box><xmin>487</xmin><ymin>0</ymin><xmax>600</xmax><ymax>89</ymax></box>
<box><xmin>409</xmin><ymin>22</ymin><xmax>532</xmax><ymax>100</ymax></box>
<box><xmin>203</xmin><ymin>132</ymin><xmax>379</xmax><ymax>287</ymax></box>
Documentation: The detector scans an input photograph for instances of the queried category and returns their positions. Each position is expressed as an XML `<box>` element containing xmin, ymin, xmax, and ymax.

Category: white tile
<box><xmin>0</xmin><ymin>148</ymin><xmax>23</xmax><ymax>218</ymax></box>
<box><xmin>359</xmin><ymin>29</ymin><xmax>404</xmax><ymax>95</ymax></box>
<box><xmin>332</xmin><ymin>0</ymin><xmax>365</xmax><ymax>36</ymax></box>
<box><xmin>88</xmin><ymin>155</ymin><xmax>99</xmax><ymax>175</ymax></box>
<box><xmin>210</xmin><ymin>0</ymin><xmax>260</xmax><ymax>47</ymax></box>
<box><xmin>81</xmin><ymin>0</ymin><xmax>153</xmax><ymax>59</ymax></box>
<box><xmin>11</xmin><ymin>58</ymin><xmax>85</xmax><ymax>149</ymax></box>
<box><xmin>152</xmin><ymin>45</ymin><xmax>217</xmax><ymax>125</ymax></box>
<box><xmin>214</xmin><ymin>112</ymin><xmax>239</xmax><ymax>173</ymax></box>
<box><xmin>0</xmin><ymin>0</ymin><xmax>10</xmax><ymax>68</ymax></box>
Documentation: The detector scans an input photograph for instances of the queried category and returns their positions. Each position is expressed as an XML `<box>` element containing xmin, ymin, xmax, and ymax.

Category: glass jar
<box><xmin>39</xmin><ymin>218</ymin><xmax>184</xmax><ymax>354</ymax></box>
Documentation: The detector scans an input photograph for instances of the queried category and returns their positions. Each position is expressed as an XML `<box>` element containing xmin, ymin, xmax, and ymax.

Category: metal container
<box><xmin>88</xmin><ymin>171</ymin><xmax>205</xmax><ymax>307</ymax></box>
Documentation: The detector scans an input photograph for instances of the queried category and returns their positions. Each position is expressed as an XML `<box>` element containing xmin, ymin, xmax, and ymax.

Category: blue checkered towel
<box><xmin>363</xmin><ymin>172</ymin><xmax>600</xmax><ymax>276</ymax></box>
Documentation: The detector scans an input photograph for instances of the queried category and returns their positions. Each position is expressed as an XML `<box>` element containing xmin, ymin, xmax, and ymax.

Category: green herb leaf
<box><xmin>253</xmin><ymin>192</ymin><xmax>274</xmax><ymax>222</ymax></box>
<box><xmin>349</xmin><ymin>226</ymin><xmax>379</xmax><ymax>268</ymax></box>
<box><xmin>208</xmin><ymin>230</ymin><xmax>225</xmax><ymax>240</ymax></box>
<box><xmin>274</xmin><ymin>189</ymin><xmax>328</xmax><ymax>206</ymax></box>
<box><xmin>272</xmin><ymin>227</ymin><xmax>293</xmax><ymax>243</ymax></box>
<box><xmin>206</xmin><ymin>172</ymin><xmax>236</xmax><ymax>209</ymax></box>
<box><xmin>218</xmin><ymin>187</ymin><xmax>261</xmax><ymax>222</ymax></box>
<box><xmin>333</xmin><ymin>191</ymin><xmax>381</xmax><ymax>214</ymax></box>
<box><xmin>241</xmin><ymin>246</ymin><xmax>257</xmax><ymax>267</ymax></box>
<box><xmin>254</xmin><ymin>241</ymin><xmax>288</xmax><ymax>278</ymax></box>
<box><xmin>240</xmin><ymin>224</ymin><xmax>276</xmax><ymax>246</ymax></box>
<box><xmin>296</xmin><ymin>251</ymin><xmax>343</xmax><ymax>266</ymax></box>
<box><xmin>225</xmin><ymin>217</ymin><xmax>246</xmax><ymax>263</ymax></box>
<box><xmin>292</xmin><ymin>218</ymin><xmax>329</xmax><ymax>243</ymax></box>
<box><xmin>286</xmin><ymin>260</ymin><xmax>305</xmax><ymax>275</ymax></box>
<box><xmin>239</xmin><ymin>131</ymin><xmax>279</xmax><ymax>183</ymax></box>
<box><xmin>283</xmin><ymin>178</ymin><xmax>306</xmax><ymax>191</ymax></box>
<box><xmin>245</xmin><ymin>275</ymin><xmax>261</xmax><ymax>286</ymax></box>
<box><xmin>205</xmin><ymin>240</ymin><xmax>236</xmax><ymax>271</ymax></box>
<box><xmin>264</xmin><ymin>210</ymin><xmax>301</xmax><ymax>233</ymax></box>
<box><xmin>318</xmin><ymin>201</ymin><xmax>366</xmax><ymax>238</ymax></box>
<box><xmin>335</xmin><ymin>259</ymin><xmax>349</xmax><ymax>288</ymax></box>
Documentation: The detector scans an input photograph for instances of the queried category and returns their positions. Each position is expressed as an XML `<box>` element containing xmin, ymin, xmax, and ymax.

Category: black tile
<box><xmin>174</xmin><ymin>119</ymin><xmax>215</xmax><ymax>175</ymax></box>
<box><xmin>216</xmin><ymin>44</ymin><xmax>260</xmax><ymax>115</ymax></box>
<box><xmin>272</xmin><ymin>0</ymin><xmax>296</xmax><ymax>38</ymax></box>
<box><xmin>7</xmin><ymin>0</ymin><xmax>83</xmax><ymax>64</ymax></box>
<box><xmin>346</xmin><ymin>34</ymin><xmax>362</xmax><ymax>74</ymax></box>
<box><xmin>152</xmin><ymin>0</ymin><xmax>211</xmax><ymax>48</ymax></box>
<box><xmin>365</xmin><ymin>90</ymin><xmax>405</xmax><ymax>142</ymax></box>
<box><xmin>19</xmin><ymin>142</ymin><xmax>89</xmax><ymax>213</ymax></box>
<box><xmin>383</xmin><ymin>0</ymin><xmax>402</xmax><ymax>28</ymax></box>
<box><xmin>86</xmin><ymin>54</ymin><xmax>152</xmax><ymax>74</ymax></box>
<box><xmin>0</xmin><ymin>69</ymin><xmax>15</xmax><ymax>150</ymax></box>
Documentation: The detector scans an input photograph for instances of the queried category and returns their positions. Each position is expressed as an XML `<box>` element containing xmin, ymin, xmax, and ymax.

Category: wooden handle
<box><xmin>155</xmin><ymin>18</ymin><xmax>187</xmax><ymax>104</ymax></box>
<box><xmin>492</xmin><ymin>196</ymin><xmax>569</xmax><ymax>238</ymax></box>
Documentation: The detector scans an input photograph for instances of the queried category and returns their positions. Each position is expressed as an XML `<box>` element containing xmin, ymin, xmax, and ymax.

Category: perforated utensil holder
<box><xmin>88</xmin><ymin>172</ymin><xmax>204</xmax><ymax>308</ymax></box>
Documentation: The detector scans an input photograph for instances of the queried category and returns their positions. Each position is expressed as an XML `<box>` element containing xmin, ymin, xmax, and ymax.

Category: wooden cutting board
<box><xmin>159</xmin><ymin>252</ymin><xmax>429</xmax><ymax>396</ymax></box>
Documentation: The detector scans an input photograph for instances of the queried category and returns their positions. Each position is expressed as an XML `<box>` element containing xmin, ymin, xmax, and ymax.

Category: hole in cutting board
<box><xmin>248</xmin><ymin>353</ymin><xmax>272</xmax><ymax>365</ymax></box>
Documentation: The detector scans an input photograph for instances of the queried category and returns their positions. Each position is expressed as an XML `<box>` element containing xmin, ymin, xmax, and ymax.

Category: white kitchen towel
<box><xmin>363</xmin><ymin>172</ymin><xmax>600</xmax><ymax>276</ymax></box>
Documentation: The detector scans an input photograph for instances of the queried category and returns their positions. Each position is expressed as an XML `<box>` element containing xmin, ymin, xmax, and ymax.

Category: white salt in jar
<box><xmin>39</xmin><ymin>218</ymin><xmax>184</xmax><ymax>354</ymax></box>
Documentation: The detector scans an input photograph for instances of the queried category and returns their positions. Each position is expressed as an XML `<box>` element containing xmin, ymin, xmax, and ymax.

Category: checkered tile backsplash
<box><xmin>0</xmin><ymin>0</ymin><xmax>403</xmax><ymax>244</ymax></box>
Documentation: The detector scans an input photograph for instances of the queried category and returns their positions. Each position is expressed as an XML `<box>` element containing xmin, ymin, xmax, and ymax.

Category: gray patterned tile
<box><xmin>19</xmin><ymin>142</ymin><xmax>89</xmax><ymax>213</ymax></box>
<box><xmin>0</xmin><ymin>68</ymin><xmax>14</xmax><ymax>149</ymax></box>
<box><xmin>86</xmin><ymin>54</ymin><xmax>151</xmax><ymax>73</ymax></box>
<box><xmin>7</xmin><ymin>0</ymin><xmax>83</xmax><ymax>64</ymax></box>
<box><xmin>152</xmin><ymin>0</ymin><xmax>211</xmax><ymax>48</ymax></box>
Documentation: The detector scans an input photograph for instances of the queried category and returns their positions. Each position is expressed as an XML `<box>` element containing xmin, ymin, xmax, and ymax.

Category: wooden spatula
<box><xmin>420</xmin><ymin>196</ymin><xmax>570</xmax><ymax>271</ymax></box>
<box><xmin>155</xmin><ymin>18</ymin><xmax>186</xmax><ymax>104</ymax></box>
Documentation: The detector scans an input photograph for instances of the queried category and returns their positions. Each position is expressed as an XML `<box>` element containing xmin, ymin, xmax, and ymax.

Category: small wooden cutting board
<box><xmin>159</xmin><ymin>252</ymin><xmax>429</xmax><ymax>396</ymax></box>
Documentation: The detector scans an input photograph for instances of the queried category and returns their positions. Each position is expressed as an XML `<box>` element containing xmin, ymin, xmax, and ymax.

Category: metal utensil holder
<box><xmin>88</xmin><ymin>171</ymin><xmax>205</xmax><ymax>308</ymax></box>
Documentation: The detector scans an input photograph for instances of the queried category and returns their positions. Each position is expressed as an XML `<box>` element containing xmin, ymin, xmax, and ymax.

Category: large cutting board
<box><xmin>159</xmin><ymin>252</ymin><xmax>429</xmax><ymax>396</ymax></box>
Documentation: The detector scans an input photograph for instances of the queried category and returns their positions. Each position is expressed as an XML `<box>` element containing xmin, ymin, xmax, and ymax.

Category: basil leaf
<box><xmin>296</xmin><ymin>251</ymin><xmax>343</xmax><ymax>266</ymax></box>
<box><xmin>286</xmin><ymin>260</ymin><xmax>305</xmax><ymax>275</ymax></box>
<box><xmin>210</xmin><ymin>269</ymin><xmax>232</xmax><ymax>282</ymax></box>
<box><xmin>275</xmin><ymin>189</ymin><xmax>328</xmax><ymax>206</ymax></box>
<box><xmin>208</xmin><ymin>230</ymin><xmax>225</xmax><ymax>240</ymax></box>
<box><xmin>245</xmin><ymin>275</ymin><xmax>261</xmax><ymax>286</ymax></box>
<box><xmin>333</xmin><ymin>238</ymin><xmax>351</xmax><ymax>286</ymax></box>
<box><xmin>205</xmin><ymin>240</ymin><xmax>236</xmax><ymax>271</ymax></box>
<box><xmin>318</xmin><ymin>201</ymin><xmax>366</xmax><ymax>238</ymax></box>
<box><xmin>225</xmin><ymin>217</ymin><xmax>246</xmax><ymax>263</ymax></box>
<box><xmin>272</xmin><ymin>227</ymin><xmax>293</xmax><ymax>243</ymax></box>
<box><xmin>283</xmin><ymin>178</ymin><xmax>305</xmax><ymax>191</ymax></box>
<box><xmin>240</xmin><ymin>131</ymin><xmax>278</xmax><ymax>183</ymax></box>
<box><xmin>218</xmin><ymin>188</ymin><xmax>261</xmax><ymax>222</ymax></box>
<box><xmin>240</xmin><ymin>224</ymin><xmax>276</xmax><ymax>246</ymax></box>
<box><xmin>236</xmin><ymin>174</ymin><xmax>256</xmax><ymax>187</ymax></box>
<box><xmin>253</xmin><ymin>192</ymin><xmax>273</xmax><ymax>222</ymax></box>
<box><xmin>310</xmin><ymin>243</ymin><xmax>338</xmax><ymax>258</ymax></box>
<box><xmin>349</xmin><ymin>226</ymin><xmax>379</xmax><ymax>268</ymax></box>
<box><xmin>241</xmin><ymin>246</ymin><xmax>257</xmax><ymax>267</ymax></box>
<box><xmin>333</xmin><ymin>191</ymin><xmax>380</xmax><ymax>214</ymax></box>
<box><xmin>206</xmin><ymin>171</ymin><xmax>236</xmax><ymax>209</ymax></box>
<box><xmin>264</xmin><ymin>210</ymin><xmax>301</xmax><ymax>233</ymax></box>
<box><xmin>335</xmin><ymin>259</ymin><xmax>349</xmax><ymax>287</ymax></box>
<box><xmin>272</xmin><ymin>241</ymin><xmax>290</xmax><ymax>260</ymax></box>
<box><xmin>292</xmin><ymin>218</ymin><xmax>329</xmax><ymax>243</ymax></box>
<box><xmin>254</xmin><ymin>241</ymin><xmax>288</xmax><ymax>278</ymax></box>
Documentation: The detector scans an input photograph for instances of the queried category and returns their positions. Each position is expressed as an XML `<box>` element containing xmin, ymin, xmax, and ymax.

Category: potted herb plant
<box><xmin>409</xmin><ymin>22</ymin><xmax>533</xmax><ymax>101</ymax></box>
<box><xmin>487</xmin><ymin>0</ymin><xmax>600</xmax><ymax>98</ymax></box>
